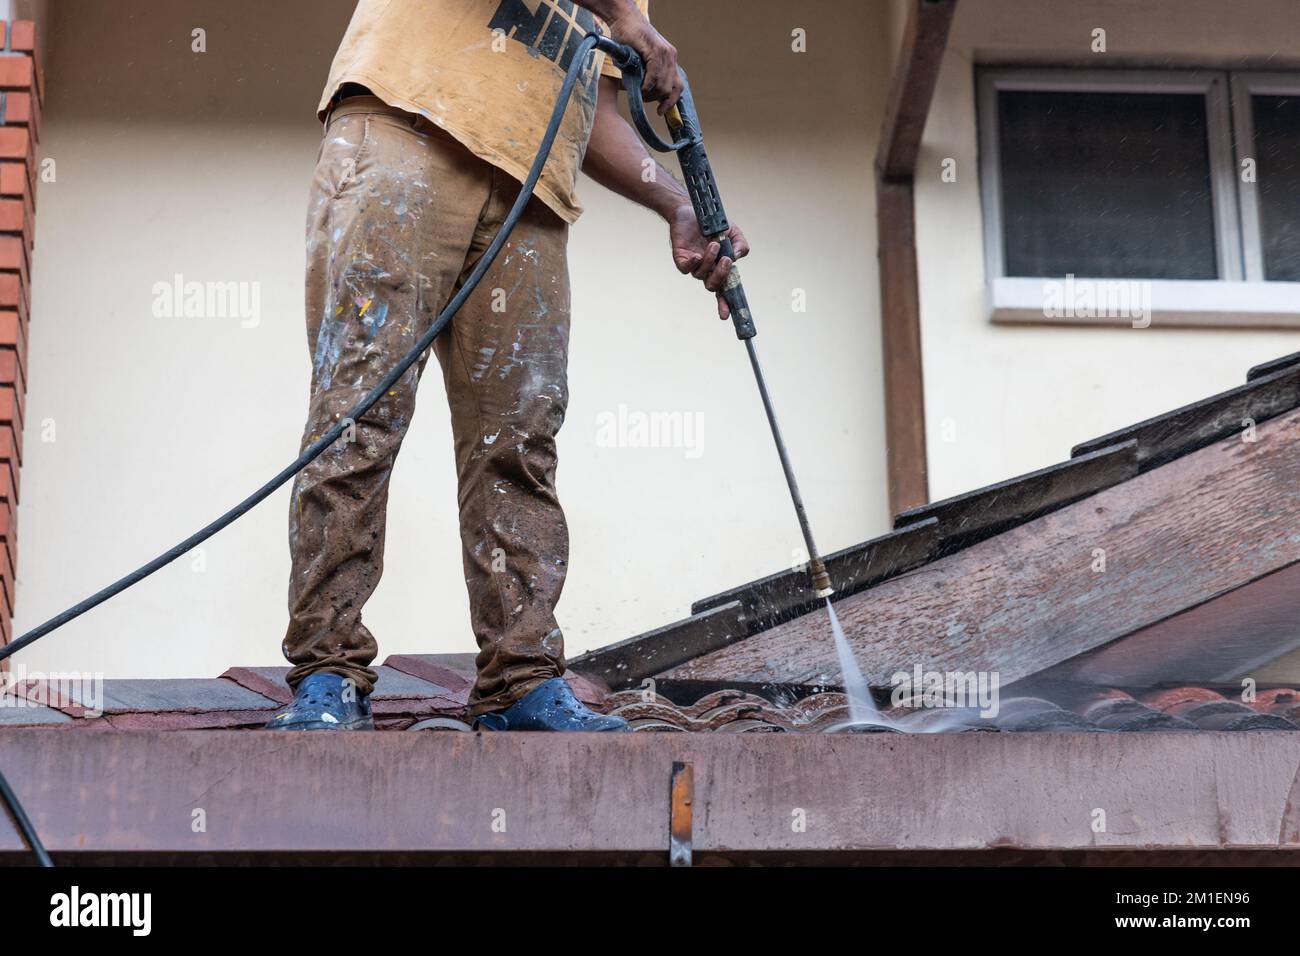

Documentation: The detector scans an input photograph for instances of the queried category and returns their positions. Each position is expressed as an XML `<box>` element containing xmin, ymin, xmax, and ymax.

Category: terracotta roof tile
<box><xmin>17</xmin><ymin>670</ymin><xmax>1300</xmax><ymax>734</ymax></box>
<box><xmin>0</xmin><ymin>696</ymin><xmax>71</xmax><ymax>725</ymax></box>
<box><xmin>598</xmin><ymin>685</ymin><xmax>1300</xmax><ymax>734</ymax></box>
<box><xmin>91</xmin><ymin>678</ymin><xmax>277</xmax><ymax>714</ymax></box>
<box><xmin>8</xmin><ymin>677</ymin><xmax>279</xmax><ymax>728</ymax></box>
<box><xmin>1253</xmin><ymin>687</ymin><xmax>1300</xmax><ymax>721</ymax></box>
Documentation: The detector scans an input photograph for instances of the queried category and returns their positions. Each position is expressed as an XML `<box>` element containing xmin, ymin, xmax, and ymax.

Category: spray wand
<box><xmin>596</xmin><ymin>36</ymin><xmax>834</xmax><ymax>599</ymax></box>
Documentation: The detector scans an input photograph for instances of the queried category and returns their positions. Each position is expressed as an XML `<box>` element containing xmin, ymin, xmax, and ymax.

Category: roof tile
<box><xmin>0</xmin><ymin>696</ymin><xmax>71</xmax><ymax>725</ymax></box>
<box><xmin>599</xmin><ymin>685</ymin><xmax>1300</xmax><ymax>733</ymax></box>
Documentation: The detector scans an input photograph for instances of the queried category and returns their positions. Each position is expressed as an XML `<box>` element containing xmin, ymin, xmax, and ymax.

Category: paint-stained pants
<box><xmin>283</xmin><ymin>97</ymin><xmax>572</xmax><ymax>716</ymax></box>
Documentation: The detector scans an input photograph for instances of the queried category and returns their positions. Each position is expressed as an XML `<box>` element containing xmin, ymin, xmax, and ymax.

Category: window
<box><xmin>978</xmin><ymin>69</ymin><xmax>1300</xmax><ymax>327</ymax></box>
<box><xmin>1234</xmin><ymin>73</ymin><xmax>1300</xmax><ymax>283</ymax></box>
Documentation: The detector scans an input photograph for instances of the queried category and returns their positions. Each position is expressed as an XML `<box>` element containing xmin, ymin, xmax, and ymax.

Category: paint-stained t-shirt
<box><xmin>319</xmin><ymin>0</ymin><xmax>651</xmax><ymax>224</ymax></box>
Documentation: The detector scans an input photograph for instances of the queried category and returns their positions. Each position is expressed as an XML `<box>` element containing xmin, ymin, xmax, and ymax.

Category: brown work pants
<box><xmin>283</xmin><ymin>97</ymin><xmax>572</xmax><ymax>716</ymax></box>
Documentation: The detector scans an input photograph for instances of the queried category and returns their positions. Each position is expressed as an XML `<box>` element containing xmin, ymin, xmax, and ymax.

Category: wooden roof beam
<box><xmin>874</xmin><ymin>0</ymin><xmax>958</xmax><ymax>514</ymax></box>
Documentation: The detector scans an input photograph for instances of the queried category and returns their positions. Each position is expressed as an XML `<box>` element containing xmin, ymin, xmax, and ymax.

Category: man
<box><xmin>267</xmin><ymin>0</ymin><xmax>748</xmax><ymax>732</ymax></box>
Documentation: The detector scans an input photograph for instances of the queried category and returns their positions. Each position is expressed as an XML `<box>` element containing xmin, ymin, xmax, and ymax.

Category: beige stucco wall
<box><xmin>13</xmin><ymin>0</ymin><xmax>891</xmax><ymax>677</ymax></box>
<box><xmin>917</xmin><ymin>0</ymin><xmax>1300</xmax><ymax>501</ymax></box>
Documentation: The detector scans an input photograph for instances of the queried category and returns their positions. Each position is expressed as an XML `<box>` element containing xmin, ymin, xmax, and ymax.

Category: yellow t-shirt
<box><xmin>319</xmin><ymin>0</ymin><xmax>650</xmax><ymax>224</ymax></box>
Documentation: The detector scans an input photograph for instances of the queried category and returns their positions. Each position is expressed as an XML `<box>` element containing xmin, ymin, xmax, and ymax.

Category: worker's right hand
<box><xmin>605</xmin><ymin>8</ymin><xmax>683</xmax><ymax>115</ymax></box>
<box><xmin>669</xmin><ymin>204</ymin><xmax>751</xmax><ymax>320</ymax></box>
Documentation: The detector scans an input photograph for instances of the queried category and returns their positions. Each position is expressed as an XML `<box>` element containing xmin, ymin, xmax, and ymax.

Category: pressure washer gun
<box><xmin>594</xmin><ymin>35</ymin><xmax>834</xmax><ymax>599</ymax></box>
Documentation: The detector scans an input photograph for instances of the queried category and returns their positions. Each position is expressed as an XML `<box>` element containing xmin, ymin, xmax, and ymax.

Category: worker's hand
<box><xmin>669</xmin><ymin>203</ymin><xmax>751</xmax><ymax>320</ymax></box>
<box><xmin>604</xmin><ymin>7</ymin><xmax>683</xmax><ymax>115</ymax></box>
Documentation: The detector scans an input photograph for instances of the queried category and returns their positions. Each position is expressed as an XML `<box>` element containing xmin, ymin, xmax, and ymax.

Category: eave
<box><xmin>2</xmin><ymin>729</ymin><xmax>1299</xmax><ymax>863</ymax></box>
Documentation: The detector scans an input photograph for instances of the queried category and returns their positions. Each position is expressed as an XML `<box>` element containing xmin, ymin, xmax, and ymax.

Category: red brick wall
<box><xmin>0</xmin><ymin>19</ymin><xmax>42</xmax><ymax>661</ymax></box>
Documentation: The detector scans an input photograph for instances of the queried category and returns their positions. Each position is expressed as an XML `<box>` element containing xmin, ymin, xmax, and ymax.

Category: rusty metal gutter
<box><xmin>2</xmin><ymin>730</ymin><xmax>1299</xmax><ymax>864</ymax></box>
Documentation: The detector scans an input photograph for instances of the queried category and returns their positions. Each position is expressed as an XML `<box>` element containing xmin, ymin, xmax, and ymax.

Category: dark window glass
<box><xmin>997</xmin><ymin>89</ymin><xmax>1219</xmax><ymax>279</ymax></box>
<box><xmin>1252</xmin><ymin>94</ymin><xmax>1300</xmax><ymax>282</ymax></box>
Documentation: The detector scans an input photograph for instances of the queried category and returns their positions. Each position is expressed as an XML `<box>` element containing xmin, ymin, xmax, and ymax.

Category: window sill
<box><xmin>989</xmin><ymin>277</ymin><xmax>1300</xmax><ymax>330</ymax></box>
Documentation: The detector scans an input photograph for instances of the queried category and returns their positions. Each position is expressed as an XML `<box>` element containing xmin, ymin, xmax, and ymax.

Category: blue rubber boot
<box><xmin>474</xmin><ymin>677</ymin><xmax>630</xmax><ymax>732</ymax></box>
<box><xmin>264</xmin><ymin>672</ymin><xmax>375</xmax><ymax>731</ymax></box>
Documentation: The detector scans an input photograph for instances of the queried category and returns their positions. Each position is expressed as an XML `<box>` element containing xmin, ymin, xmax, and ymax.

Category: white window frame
<box><xmin>978</xmin><ymin>68</ymin><xmax>1300</xmax><ymax>328</ymax></box>
<box><xmin>1230</xmin><ymin>71</ymin><xmax>1300</xmax><ymax>282</ymax></box>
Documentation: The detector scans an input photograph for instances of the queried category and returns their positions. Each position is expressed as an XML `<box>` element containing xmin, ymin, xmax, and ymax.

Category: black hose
<box><xmin>0</xmin><ymin>769</ymin><xmax>53</xmax><ymax>866</ymax></box>
<box><xmin>0</xmin><ymin>32</ymin><xmax>605</xmax><ymax>665</ymax></box>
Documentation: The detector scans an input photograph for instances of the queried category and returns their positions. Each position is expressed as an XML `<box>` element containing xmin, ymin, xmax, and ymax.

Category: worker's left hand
<box><xmin>669</xmin><ymin>204</ymin><xmax>750</xmax><ymax>320</ymax></box>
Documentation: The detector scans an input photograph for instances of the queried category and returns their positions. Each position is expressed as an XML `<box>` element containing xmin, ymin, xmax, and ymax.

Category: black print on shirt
<box><xmin>489</xmin><ymin>0</ymin><xmax>601</xmax><ymax>73</ymax></box>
